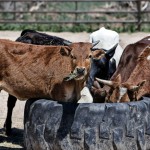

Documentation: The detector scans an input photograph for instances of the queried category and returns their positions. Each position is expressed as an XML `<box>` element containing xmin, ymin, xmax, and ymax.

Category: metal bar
<box><xmin>1</xmin><ymin>20</ymin><xmax>150</xmax><ymax>24</ymax></box>
<box><xmin>0</xmin><ymin>10</ymin><xmax>146</xmax><ymax>13</ymax></box>
<box><xmin>1</xmin><ymin>10</ymin><xmax>150</xmax><ymax>13</ymax></box>
<box><xmin>0</xmin><ymin>0</ymin><xmax>149</xmax><ymax>2</ymax></box>
<box><xmin>0</xmin><ymin>20</ymin><xmax>148</xmax><ymax>24</ymax></box>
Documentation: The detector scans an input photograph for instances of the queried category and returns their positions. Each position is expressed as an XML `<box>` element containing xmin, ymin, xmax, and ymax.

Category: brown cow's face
<box><xmin>95</xmin><ymin>75</ymin><xmax>129</xmax><ymax>102</ymax></box>
<box><xmin>108</xmin><ymin>81</ymin><xmax>145</xmax><ymax>102</ymax></box>
<box><xmin>96</xmin><ymin>76</ymin><xmax>146</xmax><ymax>102</ymax></box>
<box><xmin>60</xmin><ymin>42</ymin><xmax>93</xmax><ymax>80</ymax></box>
<box><xmin>108</xmin><ymin>85</ymin><xmax>130</xmax><ymax>102</ymax></box>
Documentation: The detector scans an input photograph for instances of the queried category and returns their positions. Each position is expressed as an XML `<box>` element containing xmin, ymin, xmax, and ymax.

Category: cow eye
<box><xmin>86</xmin><ymin>55</ymin><xmax>92</xmax><ymax>59</ymax></box>
<box><xmin>89</xmin><ymin>55</ymin><xmax>92</xmax><ymax>58</ymax></box>
<box><xmin>71</xmin><ymin>55</ymin><xmax>76</xmax><ymax>59</ymax></box>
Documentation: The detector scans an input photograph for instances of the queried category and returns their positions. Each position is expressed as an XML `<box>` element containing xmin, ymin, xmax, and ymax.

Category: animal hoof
<box><xmin>4</xmin><ymin>122</ymin><xmax>12</xmax><ymax>136</ymax></box>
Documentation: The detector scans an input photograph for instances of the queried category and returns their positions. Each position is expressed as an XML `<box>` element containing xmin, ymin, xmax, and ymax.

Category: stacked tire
<box><xmin>24</xmin><ymin>97</ymin><xmax>150</xmax><ymax>150</ymax></box>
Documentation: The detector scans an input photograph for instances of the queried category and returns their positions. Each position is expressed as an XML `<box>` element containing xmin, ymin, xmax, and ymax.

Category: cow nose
<box><xmin>76</xmin><ymin>67</ymin><xmax>85</xmax><ymax>74</ymax></box>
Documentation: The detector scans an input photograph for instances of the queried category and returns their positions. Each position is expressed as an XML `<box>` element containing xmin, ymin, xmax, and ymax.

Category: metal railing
<box><xmin>0</xmin><ymin>0</ymin><xmax>149</xmax><ymax>30</ymax></box>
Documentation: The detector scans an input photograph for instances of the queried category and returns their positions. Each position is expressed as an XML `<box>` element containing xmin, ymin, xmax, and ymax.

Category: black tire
<box><xmin>24</xmin><ymin>97</ymin><xmax>150</xmax><ymax>150</ymax></box>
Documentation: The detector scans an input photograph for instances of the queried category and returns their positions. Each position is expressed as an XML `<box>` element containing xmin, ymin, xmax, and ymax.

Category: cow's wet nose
<box><xmin>77</xmin><ymin>67</ymin><xmax>85</xmax><ymax>75</ymax></box>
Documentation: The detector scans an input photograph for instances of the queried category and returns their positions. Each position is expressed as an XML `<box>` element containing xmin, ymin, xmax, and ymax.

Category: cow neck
<box><xmin>139</xmin><ymin>38</ymin><xmax>150</xmax><ymax>45</ymax></box>
<box><xmin>74</xmin><ymin>79</ymin><xmax>85</xmax><ymax>98</ymax></box>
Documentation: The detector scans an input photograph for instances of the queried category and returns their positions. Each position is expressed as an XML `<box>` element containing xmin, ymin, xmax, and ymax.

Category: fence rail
<box><xmin>0</xmin><ymin>0</ymin><xmax>149</xmax><ymax>31</ymax></box>
<box><xmin>1</xmin><ymin>0</ymin><xmax>150</xmax><ymax>2</ymax></box>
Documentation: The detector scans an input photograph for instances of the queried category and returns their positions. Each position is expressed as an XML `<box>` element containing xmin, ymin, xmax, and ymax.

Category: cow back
<box><xmin>111</xmin><ymin>36</ymin><xmax>150</xmax><ymax>82</ymax></box>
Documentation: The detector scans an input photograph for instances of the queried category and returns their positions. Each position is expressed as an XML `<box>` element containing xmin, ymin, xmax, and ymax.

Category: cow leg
<box><xmin>4</xmin><ymin>94</ymin><xmax>17</xmax><ymax>135</ymax></box>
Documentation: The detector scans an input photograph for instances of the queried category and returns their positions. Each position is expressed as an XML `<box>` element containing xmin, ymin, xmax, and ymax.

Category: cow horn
<box><xmin>105</xmin><ymin>43</ymin><xmax>118</xmax><ymax>59</ymax></box>
<box><xmin>92</xmin><ymin>40</ymin><xmax>100</xmax><ymax>48</ymax></box>
<box><xmin>63</xmin><ymin>40</ymin><xmax>72</xmax><ymax>46</ymax></box>
<box><xmin>95</xmin><ymin>78</ymin><xmax>113</xmax><ymax>87</ymax></box>
<box><xmin>129</xmin><ymin>80</ymin><xmax>146</xmax><ymax>91</ymax></box>
<box><xmin>128</xmin><ymin>85</ymin><xmax>139</xmax><ymax>91</ymax></box>
<box><xmin>104</xmin><ymin>43</ymin><xmax>118</xmax><ymax>52</ymax></box>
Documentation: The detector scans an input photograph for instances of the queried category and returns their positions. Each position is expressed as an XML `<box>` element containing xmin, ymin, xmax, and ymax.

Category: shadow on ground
<box><xmin>0</xmin><ymin>128</ymin><xmax>25</xmax><ymax>149</ymax></box>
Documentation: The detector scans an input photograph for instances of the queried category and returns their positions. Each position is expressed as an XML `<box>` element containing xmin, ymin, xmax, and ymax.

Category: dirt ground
<box><xmin>0</xmin><ymin>31</ymin><xmax>149</xmax><ymax>149</ymax></box>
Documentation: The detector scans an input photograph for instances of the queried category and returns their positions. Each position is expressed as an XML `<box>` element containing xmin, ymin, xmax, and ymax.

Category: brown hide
<box><xmin>61</xmin><ymin>42</ymin><xmax>92</xmax><ymax>80</ymax></box>
<box><xmin>111</xmin><ymin>36</ymin><xmax>150</xmax><ymax>82</ymax></box>
<box><xmin>100</xmin><ymin>46</ymin><xmax>150</xmax><ymax>102</ymax></box>
<box><xmin>0</xmin><ymin>39</ymin><xmax>92</xmax><ymax>102</ymax></box>
<box><xmin>124</xmin><ymin>46</ymin><xmax>150</xmax><ymax>100</ymax></box>
<box><xmin>94</xmin><ymin>36</ymin><xmax>150</xmax><ymax>103</ymax></box>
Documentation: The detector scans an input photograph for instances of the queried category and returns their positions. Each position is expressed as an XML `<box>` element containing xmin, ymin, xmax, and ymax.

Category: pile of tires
<box><xmin>24</xmin><ymin>97</ymin><xmax>150</xmax><ymax>150</ymax></box>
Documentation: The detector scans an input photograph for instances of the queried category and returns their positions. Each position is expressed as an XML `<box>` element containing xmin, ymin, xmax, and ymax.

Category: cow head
<box><xmin>16</xmin><ymin>32</ymin><xmax>34</xmax><ymax>44</ymax></box>
<box><xmin>86</xmin><ymin>44</ymin><xmax>117</xmax><ymax>89</ymax></box>
<box><xmin>96</xmin><ymin>75</ymin><xmax>146</xmax><ymax>102</ymax></box>
<box><xmin>91</xmin><ymin>44</ymin><xmax>117</xmax><ymax>75</ymax></box>
<box><xmin>60</xmin><ymin>41</ymin><xmax>99</xmax><ymax>80</ymax></box>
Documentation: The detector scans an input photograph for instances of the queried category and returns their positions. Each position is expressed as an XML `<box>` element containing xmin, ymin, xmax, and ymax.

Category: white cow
<box><xmin>90</xmin><ymin>27</ymin><xmax>124</xmax><ymax>67</ymax></box>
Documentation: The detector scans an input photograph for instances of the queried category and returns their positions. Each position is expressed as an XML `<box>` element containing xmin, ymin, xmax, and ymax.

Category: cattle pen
<box><xmin>0</xmin><ymin>31</ymin><xmax>149</xmax><ymax>149</ymax></box>
<box><xmin>0</xmin><ymin>0</ymin><xmax>149</xmax><ymax>31</ymax></box>
<box><xmin>0</xmin><ymin>0</ymin><xmax>150</xmax><ymax>149</ymax></box>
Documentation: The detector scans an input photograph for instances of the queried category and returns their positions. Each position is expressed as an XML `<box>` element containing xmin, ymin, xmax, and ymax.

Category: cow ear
<box><xmin>137</xmin><ymin>80</ymin><xmax>146</xmax><ymax>87</ymax></box>
<box><xmin>105</xmin><ymin>43</ymin><xmax>118</xmax><ymax>59</ymax></box>
<box><xmin>60</xmin><ymin>47</ymin><xmax>71</xmax><ymax>56</ymax></box>
<box><xmin>129</xmin><ymin>80</ymin><xmax>146</xmax><ymax>91</ymax></box>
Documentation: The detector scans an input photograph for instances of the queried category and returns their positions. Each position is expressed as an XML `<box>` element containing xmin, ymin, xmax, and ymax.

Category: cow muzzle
<box><xmin>76</xmin><ymin>67</ymin><xmax>85</xmax><ymax>75</ymax></box>
<box><xmin>73</xmin><ymin>67</ymin><xmax>87</xmax><ymax>80</ymax></box>
<box><xmin>64</xmin><ymin>67</ymin><xmax>87</xmax><ymax>81</ymax></box>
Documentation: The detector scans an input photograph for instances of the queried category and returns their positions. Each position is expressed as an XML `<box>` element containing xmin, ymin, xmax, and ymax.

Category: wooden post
<box><xmin>75</xmin><ymin>1</ymin><xmax>78</xmax><ymax>22</ymax></box>
<box><xmin>137</xmin><ymin>0</ymin><xmax>141</xmax><ymax>31</ymax></box>
<box><xmin>13</xmin><ymin>1</ymin><xmax>16</xmax><ymax>21</ymax></box>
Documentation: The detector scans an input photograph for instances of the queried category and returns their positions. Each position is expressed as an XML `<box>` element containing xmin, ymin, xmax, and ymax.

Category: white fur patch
<box><xmin>118</xmin><ymin>87</ymin><xmax>127</xmax><ymax>102</ymax></box>
<box><xmin>77</xmin><ymin>87</ymin><xmax>93</xmax><ymax>103</ymax></box>
<box><xmin>148</xmin><ymin>38</ymin><xmax>150</xmax><ymax>40</ymax></box>
<box><xmin>147</xmin><ymin>55</ymin><xmax>150</xmax><ymax>61</ymax></box>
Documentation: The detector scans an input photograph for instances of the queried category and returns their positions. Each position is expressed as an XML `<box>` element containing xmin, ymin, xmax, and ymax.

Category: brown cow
<box><xmin>96</xmin><ymin>46</ymin><xmax>150</xmax><ymax>102</ymax></box>
<box><xmin>0</xmin><ymin>39</ymin><xmax>96</xmax><ymax>102</ymax></box>
<box><xmin>4</xmin><ymin>29</ymin><xmax>72</xmax><ymax>136</ymax></box>
<box><xmin>111</xmin><ymin>36</ymin><xmax>150</xmax><ymax>82</ymax></box>
<box><xmin>92</xmin><ymin>36</ymin><xmax>150</xmax><ymax>102</ymax></box>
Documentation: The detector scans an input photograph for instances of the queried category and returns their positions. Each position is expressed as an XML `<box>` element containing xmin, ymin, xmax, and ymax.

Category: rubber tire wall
<box><xmin>24</xmin><ymin>97</ymin><xmax>150</xmax><ymax>150</ymax></box>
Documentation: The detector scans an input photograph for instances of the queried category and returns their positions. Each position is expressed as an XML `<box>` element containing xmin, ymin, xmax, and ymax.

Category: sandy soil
<box><xmin>0</xmin><ymin>31</ymin><xmax>149</xmax><ymax>48</ymax></box>
<box><xmin>0</xmin><ymin>31</ymin><xmax>149</xmax><ymax>149</ymax></box>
